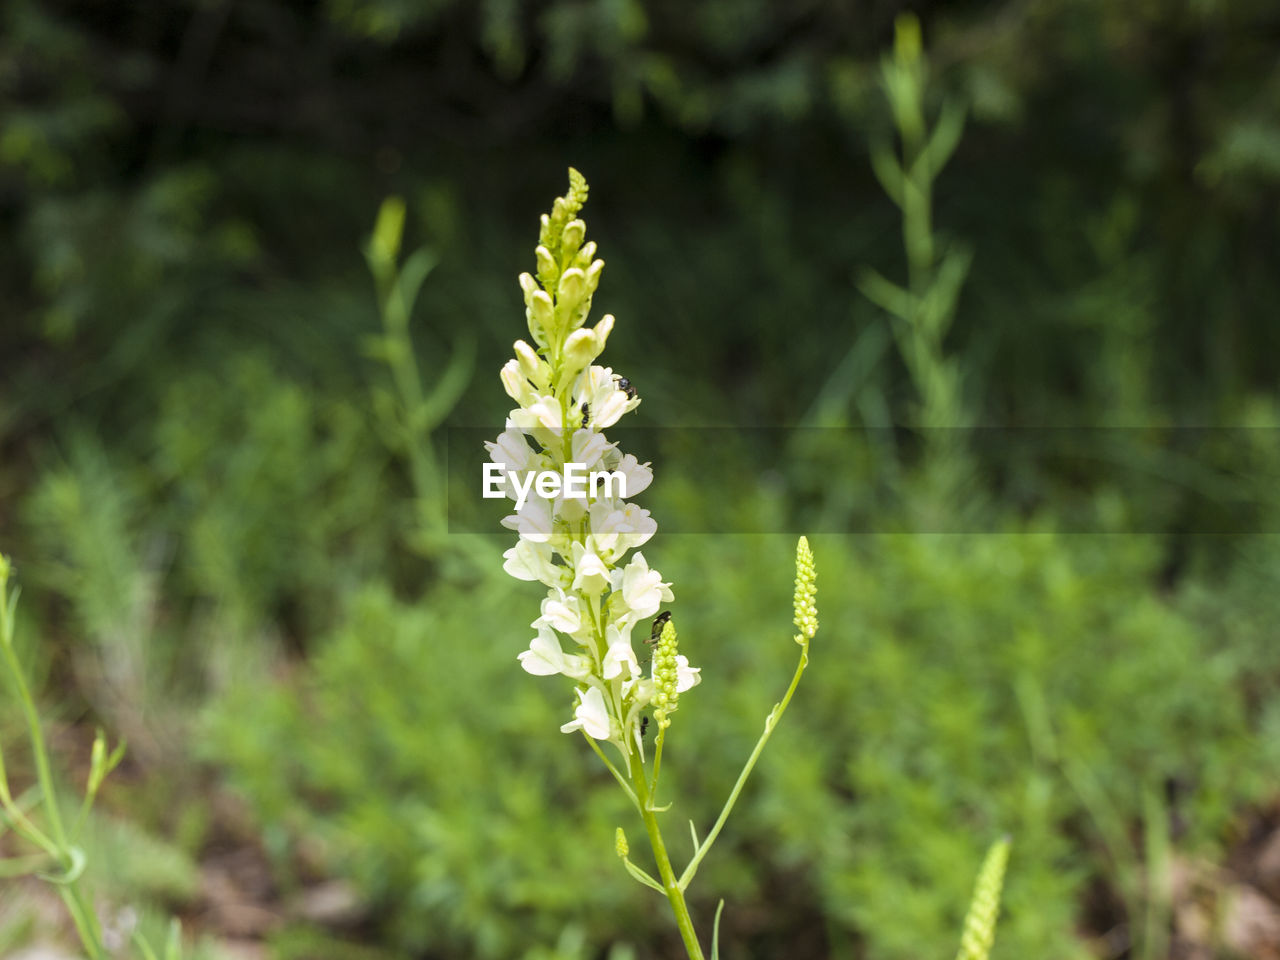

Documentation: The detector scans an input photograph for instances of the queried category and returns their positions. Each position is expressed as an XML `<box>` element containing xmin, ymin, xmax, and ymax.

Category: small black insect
<box><xmin>648</xmin><ymin>610</ymin><xmax>672</xmax><ymax>645</ymax></box>
<box><xmin>640</xmin><ymin>716</ymin><xmax>650</xmax><ymax>739</ymax></box>
<box><xmin>580</xmin><ymin>402</ymin><xmax>591</xmax><ymax>428</ymax></box>
<box><xmin>614</xmin><ymin>375</ymin><xmax>637</xmax><ymax>400</ymax></box>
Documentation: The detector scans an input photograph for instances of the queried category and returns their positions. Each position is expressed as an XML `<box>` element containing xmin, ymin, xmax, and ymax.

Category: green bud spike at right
<box><xmin>793</xmin><ymin>536</ymin><xmax>818</xmax><ymax>644</ymax></box>
<box><xmin>955</xmin><ymin>836</ymin><xmax>1011</xmax><ymax>960</ymax></box>
<box><xmin>651</xmin><ymin>619</ymin><xmax>683</xmax><ymax>730</ymax></box>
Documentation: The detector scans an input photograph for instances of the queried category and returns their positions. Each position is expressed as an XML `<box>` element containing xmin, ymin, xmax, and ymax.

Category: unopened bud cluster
<box><xmin>956</xmin><ymin>837</ymin><xmax>1010</xmax><ymax>960</ymax></box>
<box><xmin>793</xmin><ymin>536</ymin><xmax>818</xmax><ymax>643</ymax></box>
<box><xmin>650</xmin><ymin>619</ymin><xmax>687</xmax><ymax>730</ymax></box>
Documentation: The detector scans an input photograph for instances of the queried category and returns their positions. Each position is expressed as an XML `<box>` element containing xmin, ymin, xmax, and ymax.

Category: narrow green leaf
<box><xmin>133</xmin><ymin>931</ymin><xmax>161</xmax><ymax>960</ymax></box>
<box><xmin>924</xmin><ymin>98</ymin><xmax>967</xmax><ymax>176</ymax></box>
<box><xmin>165</xmin><ymin>917</ymin><xmax>183</xmax><ymax>960</ymax></box>
<box><xmin>857</xmin><ymin>266</ymin><xmax>915</xmax><ymax>321</ymax></box>
<box><xmin>396</xmin><ymin>248</ymin><xmax>439</xmax><ymax>320</ymax></box>
<box><xmin>621</xmin><ymin>857</ymin><xmax>665</xmax><ymax>893</ymax></box>
<box><xmin>869</xmin><ymin>139</ymin><xmax>905</xmax><ymax>208</ymax></box>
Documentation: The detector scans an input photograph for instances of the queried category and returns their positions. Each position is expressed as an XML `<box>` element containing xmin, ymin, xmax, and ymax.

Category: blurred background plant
<box><xmin>2</xmin><ymin>0</ymin><xmax>1280</xmax><ymax>957</ymax></box>
<box><xmin>0</xmin><ymin>555</ymin><xmax>206</xmax><ymax>960</ymax></box>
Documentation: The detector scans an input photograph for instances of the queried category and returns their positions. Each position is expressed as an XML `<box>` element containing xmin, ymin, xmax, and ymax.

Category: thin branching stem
<box><xmin>679</xmin><ymin>640</ymin><xmax>809</xmax><ymax>890</ymax></box>
<box><xmin>631</xmin><ymin>757</ymin><xmax>705</xmax><ymax>960</ymax></box>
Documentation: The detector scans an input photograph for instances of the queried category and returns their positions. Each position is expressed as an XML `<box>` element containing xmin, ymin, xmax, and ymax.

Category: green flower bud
<box><xmin>592</xmin><ymin>314</ymin><xmax>614</xmax><ymax>352</ymax></box>
<box><xmin>514</xmin><ymin>339</ymin><xmax>547</xmax><ymax>386</ymax></box>
<box><xmin>558</xmin><ymin>267</ymin><xmax>586</xmax><ymax>308</ymax></box>
<box><xmin>535</xmin><ymin>245</ymin><xmax>558</xmax><ymax>286</ymax></box>
<box><xmin>955</xmin><ymin>837</ymin><xmax>1010</xmax><ymax>960</ymax></box>
<box><xmin>500</xmin><ymin>360</ymin><xmax>532</xmax><ymax>405</ymax></box>
<box><xmin>527</xmin><ymin>290</ymin><xmax>555</xmax><ymax>346</ymax></box>
<box><xmin>563</xmin><ymin>328</ymin><xmax>598</xmax><ymax>371</ymax></box>
<box><xmin>562</xmin><ymin>219</ymin><xmax>586</xmax><ymax>256</ymax></box>
<box><xmin>538</xmin><ymin>169</ymin><xmax>589</xmax><ymax>253</ymax></box>
<box><xmin>575</xmin><ymin>241</ymin><xmax>598</xmax><ymax>270</ymax></box>
<box><xmin>615</xmin><ymin>827</ymin><xmax>629</xmax><ymax>859</ymax></box>
<box><xmin>565</xmin><ymin>168</ymin><xmax>588</xmax><ymax>210</ymax></box>
<box><xmin>585</xmin><ymin>259</ymin><xmax>605</xmax><ymax>296</ymax></box>
<box><xmin>652</xmin><ymin>619</ymin><xmax>683</xmax><ymax>730</ymax></box>
<box><xmin>793</xmin><ymin>536</ymin><xmax>818</xmax><ymax>643</ymax></box>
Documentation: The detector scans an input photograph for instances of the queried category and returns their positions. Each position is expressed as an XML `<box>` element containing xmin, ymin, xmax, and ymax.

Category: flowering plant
<box><xmin>487</xmin><ymin>169</ymin><xmax>818</xmax><ymax>958</ymax></box>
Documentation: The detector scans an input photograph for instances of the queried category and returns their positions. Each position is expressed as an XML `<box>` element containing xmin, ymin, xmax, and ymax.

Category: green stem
<box><xmin>1</xmin><ymin>635</ymin><xmax>69</xmax><ymax>850</ymax></box>
<box><xmin>0</xmin><ymin>852</ymin><xmax>53</xmax><ymax>877</ymax></box>
<box><xmin>0</xmin><ymin>588</ymin><xmax>107</xmax><ymax>959</ymax></box>
<box><xmin>649</xmin><ymin>725</ymin><xmax>667</xmax><ymax>798</ymax></box>
<box><xmin>679</xmin><ymin>640</ymin><xmax>809</xmax><ymax>890</ymax></box>
<box><xmin>630</xmin><ymin>758</ymin><xmax>705</xmax><ymax>960</ymax></box>
<box><xmin>0</xmin><ymin>747</ymin><xmax>60</xmax><ymax>858</ymax></box>
<box><xmin>585</xmin><ymin>735</ymin><xmax>640</xmax><ymax>812</ymax></box>
<box><xmin>59</xmin><ymin>886</ymin><xmax>107</xmax><ymax>960</ymax></box>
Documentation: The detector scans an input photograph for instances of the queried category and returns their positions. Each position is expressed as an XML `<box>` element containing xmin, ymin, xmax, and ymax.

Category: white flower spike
<box><xmin>490</xmin><ymin>169</ymin><xmax>696</xmax><ymax>748</ymax></box>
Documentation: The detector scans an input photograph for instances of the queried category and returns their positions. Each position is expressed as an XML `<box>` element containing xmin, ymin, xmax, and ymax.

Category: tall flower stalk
<box><xmin>488</xmin><ymin>169</ymin><xmax>818</xmax><ymax>958</ymax></box>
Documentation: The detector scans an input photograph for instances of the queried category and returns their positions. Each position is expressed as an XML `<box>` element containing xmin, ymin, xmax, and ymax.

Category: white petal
<box><xmin>589</xmin><ymin>390</ymin><xmax>630</xmax><ymax>429</ymax></box>
<box><xmin>675</xmin><ymin>655</ymin><xmax>701</xmax><ymax>692</ymax></box>
<box><xmin>501</xmin><ymin>496</ymin><xmax>554</xmax><ymax>542</ymax></box>
<box><xmin>571</xmin><ymin>429</ymin><xmax>612</xmax><ymax>471</ymax></box>
<box><xmin>615</xmin><ymin>453</ymin><xmax>653</xmax><ymax>496</ymax></box>
<box><xmin>571</xmin><ymin>543</ymin><xmax>611</xmax><ymax>596</ymax></box>
<box><xmin>559</xmin><ymin>686</ymin><xmax>612</xmax><ymax>740</ymax></box>
<box><xmin>602</xmin><ymin>625</ymin><xmax>640</xmax><ymax>681</ymax></box>
<box><xmin>534</xmin><ymin>588</ymin><xmax>581</xmax><ymax>635</ymax></box>
<box><xmin>519</xmin><ymin>628</ymin><xmax>581</xmax><ymax>677</ymax></box>
<box><xmin>502</xmin><ymin>541</ymin><xmax>562</xmax><ymax>586</ymax></box>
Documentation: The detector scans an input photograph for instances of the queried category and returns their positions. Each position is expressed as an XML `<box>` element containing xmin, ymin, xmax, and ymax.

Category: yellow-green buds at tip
<box><xmin>955</xmin><ymin>836</ymin><xmax>1011</xmax><ymax>960</ymax></box>
<box><xmin>793</xmin><ymin>536</ymin><xmax>818</xmax><ymax>643</ymax></box>
<box><xmin>537</xmin><ymin>168</ymin><xmax>589</xmax><ymax>262</ymax></box>
<box><xmin>615</xmin><ymin>827</ymin><xmax>629</xmax><ymax>859</ymax></box>
<box><xmin>520</xmin><ymin>169</ymin><xmax>610</xmax><ymax>354</ymax></box>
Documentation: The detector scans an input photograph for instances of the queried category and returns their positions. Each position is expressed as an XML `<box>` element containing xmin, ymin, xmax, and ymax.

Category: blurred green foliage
<box><xmin>2</xmin><ymin>0</ymin><xmax>1280</xmax><ymax>957</ymax></box>
<box><xmin>204</xmin><ymin>527</ymin><xmax>1277</xmax><ymax>959</ymax></box>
